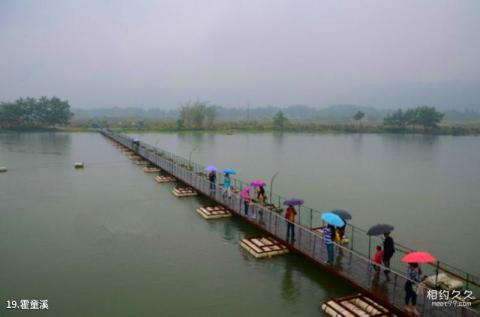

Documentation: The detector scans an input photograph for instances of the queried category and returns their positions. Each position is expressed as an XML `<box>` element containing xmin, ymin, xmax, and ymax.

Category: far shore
<box><xmin>2</xmin><ymin>122</ymin><xmax>480</xmax><ymax>136</ymax></box>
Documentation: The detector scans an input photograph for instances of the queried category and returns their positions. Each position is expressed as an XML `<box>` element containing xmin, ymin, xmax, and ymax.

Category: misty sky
<box><xmin>1</xmin><ymin>0</ymin><xmax>479</xmax><ymax>109</ymax></box>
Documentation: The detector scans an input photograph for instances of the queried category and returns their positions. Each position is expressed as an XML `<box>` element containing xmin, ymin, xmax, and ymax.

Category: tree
<box><xmin>0</xmin><ymin>96</ymin><xmax>73</xmax><ymax>129</ymax></box>
<box><xmin>205</xmin><ymin>105</ymin><xmax>218</xmax><ymax>126</ymax></box>
<box><xmin>353</xmin><ymin>111</ymin><xmax>365</xmax><ymax>128</ymax></box>
<box><xmin>190</xmin><ymin>102</ymin><xmax>206</xmax><ymax>128</ymax></box>
<box><xmin>383</xmin><ymin>106</ymin><xmax>444</xmax><ymax>130</ymax></box>
<box><xmin>176</xmin><ymin>101</ymin><xmax>211</xmax><ymax>130</ymax></box>
<box><xmin>414</xmin><ymin>106</ymin><xmax>444</xmax><ymax>129</ymax></box>
<box><xmin>273</xmin><ymin>111</ymin><xmax>288</xmax><ymax>130</ymax></box>
<box><xmin>353</xmin><ymin>111</ymin><xmax>365</xmax><ymax>122</ymax></box>
<box><xmin>383</xmin><ymin>109</ymin><xmax>407</xmax><ymax>128</ymax></box>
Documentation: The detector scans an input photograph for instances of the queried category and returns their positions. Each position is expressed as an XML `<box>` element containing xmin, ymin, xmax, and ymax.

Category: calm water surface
<box><xmin>0</xmin><ymin>132</ymin><xmax>352</xmax><ymax>317</ymax></box>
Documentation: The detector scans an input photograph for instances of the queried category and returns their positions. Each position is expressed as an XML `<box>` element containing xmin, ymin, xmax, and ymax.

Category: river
<box><xmin>0</xmin><ymin>131</ymin><xmax>479</xmax><ymax>316</ymax></box>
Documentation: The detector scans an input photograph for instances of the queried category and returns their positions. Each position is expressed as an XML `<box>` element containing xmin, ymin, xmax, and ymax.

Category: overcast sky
<box><xmin>1</xmin><ymin>0</ymin><xmax>479</xmax><ymax>109</ymax></box>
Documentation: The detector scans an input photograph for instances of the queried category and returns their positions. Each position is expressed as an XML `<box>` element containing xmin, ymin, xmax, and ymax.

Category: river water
<box><xmin>0</xmin><ymin>132</ymin><xmax>479</xmax><ymax>316</ymax></box>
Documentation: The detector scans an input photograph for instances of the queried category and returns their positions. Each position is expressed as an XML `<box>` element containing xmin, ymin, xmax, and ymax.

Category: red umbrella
<box><xmin>402</xmin><ymin>251</ymin><xmax>436</xmax><ymax>264</ymax></box>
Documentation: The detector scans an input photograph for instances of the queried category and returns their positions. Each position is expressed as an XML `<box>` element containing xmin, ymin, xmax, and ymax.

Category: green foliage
<box><xmin>0</xmin><ymin>96</ymin><xmax>73</xmax><ymax>129</ymax></box>
<box><xmin>383</xmin><ymin>106</ymin><xmax>444</xmax><ymax>129</ymax></box>
<box><xmin>413</xmin><ymin>106</ymin><xmax>445</xmax><ymax>128</ymax></box>
<box><xmin>353</xmin><ymin>111</ymin><xmax>365</xmax><ymax>121</ymax></box>
<box><xmin>383</xmin><ymin>109</ymin><xmax>407</xmax><ymax>128</ymax></box>
<box><xmin>273</xmin><ymin>111</ymin><xmax>289</xmax><ymax>130</ymax></box>
<box><xmin>176</xmin><ymin>101</ymin><xmax>217</xmax><ymax>129</ymax></box>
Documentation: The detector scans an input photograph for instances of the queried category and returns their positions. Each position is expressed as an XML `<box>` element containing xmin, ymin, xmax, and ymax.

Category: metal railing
<box><xmin>101</xmin><ymin>129</ymin><xmax>479</xmax><ymax>316</ymax></box>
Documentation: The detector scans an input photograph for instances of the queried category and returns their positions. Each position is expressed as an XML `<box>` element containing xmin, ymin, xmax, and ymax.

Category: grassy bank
<box><xmin>62</xmin><ymin>118</ymin><xmax>480</xmax><ymax>135</ymax></box>
<box><xmin>2</xmin><ymin>120</ymin><xmax>480</xmax><ymax>135</ymax></box>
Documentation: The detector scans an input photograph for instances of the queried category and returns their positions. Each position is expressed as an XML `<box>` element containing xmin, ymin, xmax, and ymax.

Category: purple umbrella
<box><xmin>250</xmin><ymin>180</ymin><xmax>266</xmax><ymax>187</ymax></box>
<box><xmin>283</xmin><ymin>198</ymin><xmax>304</xmax><ymax>206</ymax></box>
<box><xmin>204</xmin><ymin>165</ymin><xmax>217</xmax><ymax>172</ymax></box>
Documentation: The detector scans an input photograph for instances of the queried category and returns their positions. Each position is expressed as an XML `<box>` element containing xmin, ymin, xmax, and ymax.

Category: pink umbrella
<box><xmin>240</xmin><ymin>186</ymin><xmax>251</xmax><ymax>200</ymax></box>
<box><xmin>402</xmin><ymin>251</ymin><xmax>436</xmax><ymax>264</ymax></box>
<box><xmin>250</xmin><ymin>180</ymin><xmax>266</xmax><ymax>187</ymax></box>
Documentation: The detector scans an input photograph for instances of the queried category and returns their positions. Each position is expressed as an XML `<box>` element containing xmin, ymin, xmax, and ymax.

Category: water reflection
<box><xmin>281</xmin><ymin>260</ymin><xmax>300</xmax><ymax>301</ymax></box>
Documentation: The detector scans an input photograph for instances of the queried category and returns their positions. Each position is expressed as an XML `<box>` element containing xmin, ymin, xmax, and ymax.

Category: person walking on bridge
<box><xmin>208</xmin><ymin>171</ymin><xmax>216</xmax><ymax>194</ymax></box>
<box><xmin>324</xmin><ymin>225</ymin><xmax>335</xmax><ymax>265</ymax></box>
<box><xmin>405</xmin><ymin>263</ymin><xmax>422</xmax><ymax>315</ymax></box>
<box><xmin>382</xmin><ymin>232</ymin><xmax>395</xmax><ymax>277</ymax></box>
<box><xmin>285</xmin><ymin>205</ymin><xmax>297</xmax><ymax>242</ymax></box>
<box><xmin>222</xmin><ymin>172</ymin><xmax>232</xmax><ymax>199</ymax></box>
<box><xmin>256</xmin><ymin>186</ymin><xmax>266</xmax><ymax>205</ymax></box>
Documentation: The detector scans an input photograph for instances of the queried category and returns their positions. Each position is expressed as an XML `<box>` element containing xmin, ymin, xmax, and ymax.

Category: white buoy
<box><xmin>0</xmin><ymin>166</ymin><xmax>7</xmax><ymax>173</ymax></box>
<box><xmin>74</xmin><ymin>162</ymin><xmax>84</xmax><ymax>169</ymax></box>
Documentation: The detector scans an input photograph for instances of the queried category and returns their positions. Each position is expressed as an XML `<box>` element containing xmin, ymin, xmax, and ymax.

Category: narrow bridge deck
<box><xmin>101</xmin><ymin>130</ymin><xmax>479</xmax><ymax>317</ymax></box>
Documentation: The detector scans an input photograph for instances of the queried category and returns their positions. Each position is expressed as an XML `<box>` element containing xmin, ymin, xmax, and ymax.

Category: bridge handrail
<box><xmin>102</xmin><ymin>129</ymin><xmax>480</xmax><ymax>294</ymax></box>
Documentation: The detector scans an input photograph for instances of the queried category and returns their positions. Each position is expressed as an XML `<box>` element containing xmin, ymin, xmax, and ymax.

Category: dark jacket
<box><xmin>383</xmin><ymin>236</ymin><xmax>395</xmax><ymax>259</ymax></box>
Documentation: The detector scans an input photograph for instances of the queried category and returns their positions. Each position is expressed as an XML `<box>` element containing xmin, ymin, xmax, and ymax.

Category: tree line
<box><xmin>383</xmin><ymin>106</ymin><xmax>444</xmax><ymax>129</ymax></box>
<box><xmin>0</xmin><ymin>97</ymin><xmax>73</xmax><ymax>129</ymax></box>
<box><xmin>176</xmin><ymin>101</ymin><xmax>218</xmax><ymax>129</ymax></box>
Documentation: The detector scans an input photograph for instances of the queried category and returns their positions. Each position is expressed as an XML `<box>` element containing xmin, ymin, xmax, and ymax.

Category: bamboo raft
<box><xmin>143</xmin><ymin>166</ymin><xmax>161</xmax><ymax>173</ymax></box>
<box><xmin>322</xmin><ymin>294</ymin><xmax>395</xmax><ymax>317</ymax></box>
<box><xmin>172</xmin><ymin>187</ymin><xmax>197</xmax><ymax>197</ymax></box>
<box><xmin>196</xmin><ymin>205</ymin><xmax>232</xmax><ymax>219</ymax></box>
<box><xmin>155</xmin><ymin>175</ymin><xmax>176</xmax><ymax>183</ymax></box>
<box><xmin>134</xmin><ymin>160</ymin><xmax>150</xmax><ymax>166</ymax></box>
<box><xmin>127</xmin><ymin>154</ymin><xmax>141</xmax><ymax>160</ymax></box>
<box><xmin>74</xmin><ymin>162</ymin><xmax>84</xmax><ymax>169</ymax></box>
<box><xmin>240</xmin><ymin>236</ymin><xmax>289</xmax><ymax>258</ymax></box>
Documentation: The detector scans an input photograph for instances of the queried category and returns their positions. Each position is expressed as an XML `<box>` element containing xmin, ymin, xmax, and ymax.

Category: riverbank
<box><xmin>2</xmin><ymin>121</ymin><xmax>480</xmax><ymax>135</ymax></box>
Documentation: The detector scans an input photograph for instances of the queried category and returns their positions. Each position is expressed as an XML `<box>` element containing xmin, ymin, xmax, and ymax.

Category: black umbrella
<box><xmin>331</xmin><ymin>209</ymin><xmax>352</xmax><ymax>220</ymax></box>
<box><xmin>367</xmin><ymin>224</ymin><xmax>394</xmax><ymax>236</ymax></box>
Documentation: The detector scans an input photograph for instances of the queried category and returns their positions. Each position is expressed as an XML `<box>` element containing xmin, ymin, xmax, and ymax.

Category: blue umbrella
<box><xmin>321</xmin><ymin>212</ymin><xmax>345</xmax><ymax>227</ymax></box>
<box><xmin>223</xmin><ymin>168</ymin><xmax>237</xmax><ymax>175</ymax></box>
<box><xmin>283</xmin><ymin>198</ymin><xmax>304</xmax><ymax>206</ymax></box>
<box><xmin>204</xmin><ymin>165</ymin><xmax>217</xmax><ymax>172</ymax></box>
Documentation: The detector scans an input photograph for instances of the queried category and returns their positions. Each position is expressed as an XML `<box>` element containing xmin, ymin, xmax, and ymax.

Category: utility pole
<box><xmin>247</xmin><ymin>102</ymin><xmax>250</xmax><ymax>122</ymax></box>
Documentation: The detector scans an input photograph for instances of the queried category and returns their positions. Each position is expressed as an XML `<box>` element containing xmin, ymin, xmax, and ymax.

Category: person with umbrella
<box><xmin>331</xmin><ymin>209</ymin><xmax>351</xmax><ymax>241</ymax></box>
<box><xmin>205</xmin><ymin>166</ymin><xmax>217</xmax><ymax>194</ymax></box>
<box><xmin>383</xmin><ymin>232</ymin><xmax>395</xmax><ymax>277</ymax></box>
<box><xmin>367</xmin><ymin>224</ymin><xmax>395</xmax><ymax>277</ymax></box>
<box><xmin>256</xmin><ymin>185</ymin><xmax>266</xmax><ymax>205</ymax></box>
<box><xmin>402</xmin><ymin>251</ymin><xmax>435</xmax><ymax>315</ymax></box>
<box><xmin>285</xmin><ymin>204</ymin><xmax>297</xmax><ymax>242</ymax></box>
<box><xmin>321</xmin><ymin>212</ymin><xmax>345</xmax><ymax>265</ymax></box>
<box><xmin>240</xmin><ymin>186</ymin><xmax>251</xmax><ymax>216</ymax></box>
<box><xmin>222</xmin><ymin>169</ymin><xmax>236</xmax><ymax>199</ymax></box>
<box><xmin>283</xmin><ymin>199</ymin><xmax>304</xmax><ymax>242</ymax></box>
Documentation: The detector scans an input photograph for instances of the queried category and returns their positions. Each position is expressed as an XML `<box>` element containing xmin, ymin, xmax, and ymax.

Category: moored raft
<box><xmin>172</xmin><ymin>187</ymin><xmax>197</xmax><ymax>197</ymax></box>
<box><xmin>196</xmin><ymin>205</ymin><xmax>231</xmax><ymax>219</ymax></box>
<box><xmin>74</xmin><ymin>162</ymin><xmax>85</xmax><ymax>169</ymax></box>
<box><xmin>134</xmin><ymin>159</ymin><xmax>150</xmax><ymax>166</ymax></box>
<box><xmin>155</xmin><ymin>175</ymin><xmax>176</xmax><ymax>183</ymax></box>
<box><xmin>240</xmin><ymin>236</ymin><xmax>289</xmax><ymax>258</ymax></box>
<box><xmin>143</xmin><ymin>165</ymin><xmax>161</xmax><ymax>173</ymax></box>
<box><xmin>126</xmin><ymin>154</ymin><xmax>141</xmax><ymax>160</ymax></box>
<box><xmin>322</xmin><ymin>293</ymin><xmax>394</xmax><ymax>317</ymax></box>
<box><xmin>0</xmin><ymin>166</ymin><xmax>7</xmax><ymax>173</ymax></box>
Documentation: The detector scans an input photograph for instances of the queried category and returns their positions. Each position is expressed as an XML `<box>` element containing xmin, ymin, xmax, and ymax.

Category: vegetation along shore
<box><xmin>1</xmin><ymin>98</ymin><xmax>479</xmax><ymax>135</ymax></box>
